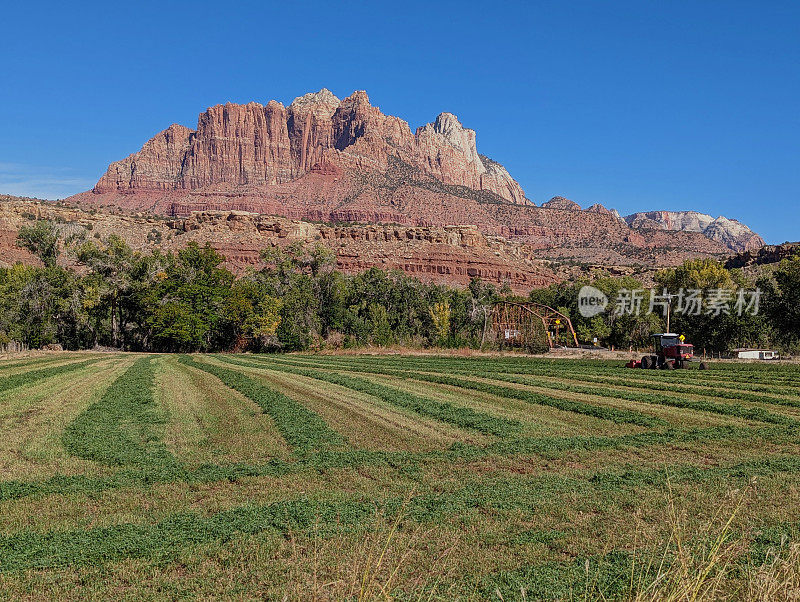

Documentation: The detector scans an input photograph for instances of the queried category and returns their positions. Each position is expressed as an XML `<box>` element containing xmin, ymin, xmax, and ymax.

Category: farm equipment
<box><xmin>625</xmin><ymin>333</ymin><xmax>708</xmax><ymax>370</ymax></box>
<box><xmin>490</xmin><ymin>302</ymin><xmax>579</xmax><ymax>350</ymax></box>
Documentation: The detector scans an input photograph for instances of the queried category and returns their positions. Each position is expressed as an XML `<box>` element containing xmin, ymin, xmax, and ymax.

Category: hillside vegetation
<box><xmin>2</xmin><ymin>220</ymin><xmax>799</xmax><ymax>353</ymax></box>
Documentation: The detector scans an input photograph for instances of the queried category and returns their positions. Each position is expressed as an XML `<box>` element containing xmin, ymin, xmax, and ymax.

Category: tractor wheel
<box><xmin>699</xmin><ymin>362</ymin><xmax>708</xmax><ymax>370</ymax></box>
<box><xmin>664</xmin><ymin>361</ymin><xmax>674</xmax><ymax>370</ymax></box>
<box><xmin>641</xmin><ymin>356</ymin><xmax>651</xmax><ymax>369</ymax></box>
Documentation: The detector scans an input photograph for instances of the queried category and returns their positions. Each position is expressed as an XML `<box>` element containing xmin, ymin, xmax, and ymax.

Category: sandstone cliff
<box><xmin>0</xmin><ymin>199</ymin><xmax>555</xmax><ymax>292</ymax></box>
<box><xmin>93</xmin><ymin>90</ymin><xmax>526</xmax><ymax>205</ymax></box>
<box><xmin>724</xmin><ymin>241</ymin><xmax>800</xmax><ymax>269</ymax></box>
<box><xmin>0</xmin><ymin>199</ymin><xmax>734</xmax><ymax>293</ymax></box>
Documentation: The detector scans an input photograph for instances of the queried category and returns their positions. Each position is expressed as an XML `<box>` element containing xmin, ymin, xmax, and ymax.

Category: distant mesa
<box><xmin>623</xmin><ymin>210</ymin><xmax>764</xmax><ymax>253</ymax></box>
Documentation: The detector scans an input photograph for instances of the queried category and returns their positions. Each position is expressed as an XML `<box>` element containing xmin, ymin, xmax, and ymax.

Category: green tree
<box><xmin>760</xmin><ymin>255</ymin><xmax>800</xmax><ymax>350</ymax></box>
<box><xmin>654</xmin><ymin>258</ymin><xmax>754</xmax><ymax>351</ymax></box>
<box><xmin>367</xmin><ymin>303</ymin><xmax>393</xmax><ymax>346</ymax></box>
<box><xmin>16</xmin><ymin>220</ymin><xmax>60</xmax><ymax>267</ymax></box>
<box><xmin>75</xmin><ymin>235</ymin><xmax>135</xmax><ymax>347</ymax></box>
<box><xmin>147</xmin><ymin>243</ymin><xmax>235</xmax><ymax>352</ymax></box>
<box><xmin>0</xmin><ymin>263</ymin><xmax>87</xmax><ymax>349</ymax></box>
<box><xmin>224</xmin><ymin>278</ymin><xmax>282</xmax><ymax>350</ymax></box>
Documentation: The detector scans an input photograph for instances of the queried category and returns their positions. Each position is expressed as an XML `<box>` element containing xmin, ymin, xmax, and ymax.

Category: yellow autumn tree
<box><xmin>429</xmin><ymin>301</ymin><xmax>451</xmax><ymax>343</ymax></box>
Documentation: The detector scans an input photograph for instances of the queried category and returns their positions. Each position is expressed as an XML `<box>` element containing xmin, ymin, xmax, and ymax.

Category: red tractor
<box><xmin>626</xmin><ymin>333</ymin><xmax>708</xmax><ymax>370</ymax></box>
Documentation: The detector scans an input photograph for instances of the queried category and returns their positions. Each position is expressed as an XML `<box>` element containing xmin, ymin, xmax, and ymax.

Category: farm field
<box><xmin>2</xmin><ymin>353</ymin><xmax>800</xmax><ymax>599</ymax></box>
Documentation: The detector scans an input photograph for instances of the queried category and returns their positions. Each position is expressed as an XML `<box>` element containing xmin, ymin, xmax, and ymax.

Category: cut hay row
<box><xmin>178</xmin><ymin>355</ymin><xmax>345</xmax><ymax>453</ymax></box>
<box><xmin>156</xmin><ymin>356</ymin><xmax>292</xmax><ymax>467</ymax></box>
<box><xmin>0</xmin><ymin>359</ymin><xmax>99</xmax><ymax>396</ymax></box>
<box><xmin>300</xmin><ymin>353</ymin><xmax>800</xmax><ymax>387</ymax></box>
<box><xmin>220</xmin><ymin>359</ymin><xmax>491</xmax><ymax>451</ymax></box>
<box><xmin>0</xmin><ymin>498</ymin><xmax>376</xmax><ymax>573</ymax></box>
<box><xmin>3</xmin><ymin>413</ymin><xmax>785</xmax><ymax>503</ymax></box>
<box><xmin>380</xmin><ymin>356</ymin><xmax>800</xmax><ymax>407</ymax></box>
<box><xmin>288</xmin><ymin>354</ymin><xmax>800</xmax><ymax>393</ymax></box>
<box><xmin>218</xmin><ymin>355</ymin><xmax>523</xmax><ymax>437</ymax></box>
<box><xmin>0</xmin><ymin>355</ymin><xmax>76</xmax><ymax>374</ymax></box>
<box><xmin>252</xmin><ymin>356</ymin><xmax>665</xmax><ymax>428</ymax></box>
<box><xmin>4</xmin><ymin>451</ymin><xmax>800</xmax><ymax>575</ymax></box>
<box><xmin>263</xmin><ymin>356</ymin><xmax>795</xmax><ymax>426</ymax></box>
<box><xmin>62</xmin><ymin>356</ymin><xmax>178</xmax><ymax>469</ymax></box>
<box><xmin>275</xmin><ymin>355</ymin><xmax>800</xmax><ymax>414</ymax></box>
<box><xmin>466</xmin><ymin>361</ymin><xmax>800</xmax><ymax>397</ymax></box>
<box><xmin>0</xmin><ymin>357</ymin><xmax>136</xmax><ymax>482</ymax></box>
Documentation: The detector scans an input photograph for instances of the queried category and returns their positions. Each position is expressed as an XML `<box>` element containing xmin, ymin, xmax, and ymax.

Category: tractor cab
<box><xmin>653</xmin><ymin>333</ymin><xmax>694</xmax><ymax>362</ymax></box>
<box><xmin>653</xmin><ymin>333</ymin><xmax>680</xmax><ymax>351</ymax></box>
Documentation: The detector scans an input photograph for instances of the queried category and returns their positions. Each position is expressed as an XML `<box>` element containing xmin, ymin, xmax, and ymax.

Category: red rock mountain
<box><xmin>92</xmin><ymin>89</ymin><xmax>526</xmax><ymax>204</ymax></box>
<box><xmin>67</xmin><ymin>89</ymin><xmax>757</xmax><ymax>269</ymax></box>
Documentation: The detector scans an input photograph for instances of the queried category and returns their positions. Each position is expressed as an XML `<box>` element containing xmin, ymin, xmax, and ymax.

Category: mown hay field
<box><xmin>2</xmin><ymin>352</ymin><xmax>800</xmax><ymax>600</ymax></box>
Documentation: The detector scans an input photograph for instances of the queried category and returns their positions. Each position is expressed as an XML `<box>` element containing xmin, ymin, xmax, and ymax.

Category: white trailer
<box><xmin>736</xmin><ymin>349</ymin><xmax>779</xmax><ymax>360</ymax></box>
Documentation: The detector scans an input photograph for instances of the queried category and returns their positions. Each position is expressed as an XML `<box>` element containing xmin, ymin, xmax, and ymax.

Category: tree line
<box><xmin>1</xmin><ymin>220</ymin><xmax>798</xmax><ymax>353</ymax></box>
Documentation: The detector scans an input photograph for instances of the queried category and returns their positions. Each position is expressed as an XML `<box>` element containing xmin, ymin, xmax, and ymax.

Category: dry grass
<box><xmin>628</xmin><ymin>483</ymin><xmax>748</xmax><ymax>601</ymax></box>
<box><xmin>745</xmin><ymin>541</ymin><xmax>800</xmax><ymax>601</ymax></box>
<box><xmin>279</xmin><ymin>494</ymin><xmax>463</xmax><ymax>601</ymax></box>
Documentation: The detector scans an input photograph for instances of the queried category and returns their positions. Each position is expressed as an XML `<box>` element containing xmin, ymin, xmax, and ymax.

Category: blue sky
<box><xmin>1</xmin><ymin>1</ymin><xmax>797</xmax><ymax>243</ymax></box>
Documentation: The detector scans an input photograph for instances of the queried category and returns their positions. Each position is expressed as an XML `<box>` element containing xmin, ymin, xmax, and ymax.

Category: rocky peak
<box><xmin>336</xmin><ymin>90</ymin><xmax>382</xmax><ymax>115</ymax></box>
<box><xmin>585</xmin><ymin>203</ymin><xmax>612</xmax><ymax>215</ymax></box>
<box><xmin>287</xmin><ymin>90</ymin><xmax>339</xmax><ymax>173</ymax></box>
<box><xmin>426</xmin><ymin>112</ymin><xmax>484</xmax><ymax>171</ymax></box>
<box><xmin>543</xmin><ymin>197</ymin><xmax>582</xmax><ymax>211</ymax></box>
<box><xmin>414</xmin><ymin>112</ymin><xmax>526</xmax><ymax>204</ymax></box>
<box><xmin>332</xmin><ymin>90</ymin><xmax>379</xmax><ymax>149</ymax></box>
<box><xmin>289</xmin><ymin>88</ymin><xmax>340</xmax><ymax>114</ymax></box>
<box><xmin>703</xmin><ymin>216</ymin><xmax>765</xmax><ymax>252</ymax></box>
<box><xmin>478</xmin><ymin>154</ymin><xmax>531</xmax><ymax>205</ymax></box>
<box><xmin>330</xmin><ymin>91</ymin><xmax>414</xmax><ymax>162</ymax></box>
<box><xmin>338</xmin><ymin>90</ymin><xmax>371</xmax><ymax>110</ymax></box>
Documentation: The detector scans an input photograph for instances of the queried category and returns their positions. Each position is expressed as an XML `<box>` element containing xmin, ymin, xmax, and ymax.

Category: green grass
<box><xmin>0</xmin><ymin>498</ymin><xmax>376</xmax><ymax>572</ymax></box>
<box><xmin>62</xmin><ymin>356</ymin><xmax>178</xmax><ymax>468</ymax></box>
<box><xmin>178</xmin><ymin>355</ymin><xmax>346</xmax><ymax>453</ymax></box>
<box><xmin>2</xmin><ymin>352</ymin><xmax>800</xmax><ymax>599</ymax></box>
